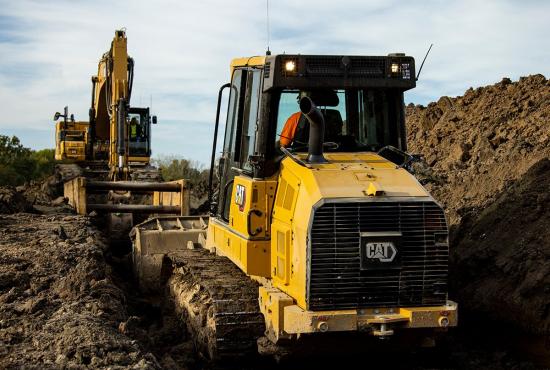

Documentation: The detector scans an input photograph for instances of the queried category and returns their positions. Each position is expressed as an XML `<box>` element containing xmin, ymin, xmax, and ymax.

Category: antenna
<box><xmin>266</xmin><ymin>0</ymin><xmax>271</xmax><ymax>55</ymax></box>
<box><xmin>416</xmin><ymin>43</ymin><xmax>433</xmax><ymax>80</ymax></box>
<box><xmin>150</xmin><ymin>94</ymin><xmax>153</xmax><ymax>113</ymax></box>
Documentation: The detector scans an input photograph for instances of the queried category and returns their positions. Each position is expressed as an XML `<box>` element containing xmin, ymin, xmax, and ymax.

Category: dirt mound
<box><xmin>0</xmin><ymin>187</ymin><xmax>33</xmax><ymax>214</ymax></box>
<box><xmin>0</xmin><ymin>173</ymin><xmax>68</xmax><ymax>215</ymax></box>
<box><xmin>20</xmin><ymin>174</ymin><xmax>63</xmax><ymax>206</ymax></box>
<box><xmin>450</xmin><ymin>158</ymin><xmax>550</xmax><ymax>334</ymax></box>
<box><xmin>407</xmin><ymin>74</ymin><xmax>550</xmax><ymax>226</ymax></box>
<box><xmin>0</xmin><ymin>213</ymin><xmax>159</xmax><ymax>368</ymax></box>
<box><xmin>406</xmin><ymin>74</ymin><xmax>550</xmax><ymax>335</ymax></box>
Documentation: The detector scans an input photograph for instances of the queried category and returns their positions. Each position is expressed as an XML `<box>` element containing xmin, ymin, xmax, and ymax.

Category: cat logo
<box><xmin>365</xmin><ymin>242</ymin><xmax>397</xmax><ymax>262</ymax></box>
<box><xmin>235</xmin><ymin>184</ymin><xmax>246</xmax><ymax>212</ymax></box>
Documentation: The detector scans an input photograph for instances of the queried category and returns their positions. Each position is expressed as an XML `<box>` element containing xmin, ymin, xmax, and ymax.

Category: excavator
<box><xmin>54</xmin><ymin>29</ymin><xmax>157</xmax><ymax>181</ymax></box>
<box><xmin>131</xmin><ymin>53</ymin><xmax>458</xmax><ymax>360</ymax></box>
<box><xmin>87</xmin><ymin>28</ymin><xmax>157</xmax><ymax>181</ymax></box>
<box><xmin>55</xmin><ymin>30</ymin><xmax>187</xmax><ymax>242</ymax></box>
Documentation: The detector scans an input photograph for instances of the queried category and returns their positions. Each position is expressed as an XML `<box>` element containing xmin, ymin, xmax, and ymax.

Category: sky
<box><xmin>0</xmin><ymin>0</ymin><xmax>548</xmax><ymax>164</ymax></box>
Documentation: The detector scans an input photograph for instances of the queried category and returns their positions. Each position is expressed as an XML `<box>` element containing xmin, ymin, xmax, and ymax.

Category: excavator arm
<box><xmin>89</xmin><ymin>29</ymin><xmax>130</xmax><ymax>179</ymax></box>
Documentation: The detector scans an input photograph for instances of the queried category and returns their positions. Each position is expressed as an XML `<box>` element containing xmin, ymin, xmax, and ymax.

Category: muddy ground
<box><xmin>1</xmin><ymin>75</ymin><xmax>549</xmax><ymax>369</ymax></box>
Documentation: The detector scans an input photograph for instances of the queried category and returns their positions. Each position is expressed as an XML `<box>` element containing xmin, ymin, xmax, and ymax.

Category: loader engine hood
<box><xmin>272</xmin><ymin>152</ymin><xmax>448</xmax><ymax>311</ymax></box>
<box><xmin>284</xmin><ymin>152</ymin><xmax>429</xmax><ymax>201</ymax></box>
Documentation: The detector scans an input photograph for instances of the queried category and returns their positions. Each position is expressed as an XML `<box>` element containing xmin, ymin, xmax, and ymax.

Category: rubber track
<box><xmin>166</xmin><ymin>248</ymin><xmax>265</xmax><ymax>360</ymax></box>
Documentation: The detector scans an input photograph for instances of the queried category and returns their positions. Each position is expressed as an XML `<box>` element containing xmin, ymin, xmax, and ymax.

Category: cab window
<box><xmin>275</xmin><ymin>88</ymin><xmax>403</xmax><ymax>152</ymax></box>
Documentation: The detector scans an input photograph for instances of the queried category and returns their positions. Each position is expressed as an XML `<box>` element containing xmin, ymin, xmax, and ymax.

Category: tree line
<box><xmin>0</xmin><ymin>135</ymin><xmax>56</xmax><ymax>186</ymax></box>
<box><xmin>0</xmin><ymin>134</ymin><xmax>210</xmax><ymax>191</ymax></box>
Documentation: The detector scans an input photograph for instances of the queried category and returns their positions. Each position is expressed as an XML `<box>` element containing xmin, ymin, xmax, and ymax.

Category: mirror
<box><xmin>54</xmin><ymin>112</ymin><xmax>61</xmax><ymax>121</ymax></box>
<box><xmin>152</xmin><ymin>115</ymin><xmax>158</xmax><ymax>124</ymax></box>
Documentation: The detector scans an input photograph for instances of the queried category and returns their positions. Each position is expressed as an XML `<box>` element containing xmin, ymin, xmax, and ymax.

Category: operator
<box><xmin>279</xmin><ymin>91</ymin><xmax>310</xmax><ymax>147</ymax></box>
<box><xmin>129</xmin><ymin>117</ymin><xmax>138</xmax><ymax>141</ymax></box>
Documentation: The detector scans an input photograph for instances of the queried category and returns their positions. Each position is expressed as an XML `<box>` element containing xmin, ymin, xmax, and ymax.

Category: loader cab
<box><xmin>214</xmin><ymin>54</ymin><xmax>416</xmax><ymax>220</ymax></box>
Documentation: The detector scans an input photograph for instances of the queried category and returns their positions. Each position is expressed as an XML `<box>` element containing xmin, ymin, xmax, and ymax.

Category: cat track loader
<box><xmin>131</xmin><ymin>53</ymin><xmax>457</xmax><ymax>360</ymax></box>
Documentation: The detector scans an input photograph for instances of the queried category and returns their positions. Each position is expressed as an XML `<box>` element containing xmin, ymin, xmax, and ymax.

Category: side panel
<box><xmin>270</xmin><ymin>163</ymin><xmax>314</xmax><ymax>309</ymax></box>
<box><xmin>206</xmin><ymin>219</ymin><xmax>271</xmax><ymax>277</ymax></box>
<box><xmin>206</xmin><ymin>176</ymin><xmax>276</xmax><ymax>278</ymax></box>
<box><xmin>228</xmin><ymin>176</ymin><xmax>277</xmax><ymax>239</ymax></box>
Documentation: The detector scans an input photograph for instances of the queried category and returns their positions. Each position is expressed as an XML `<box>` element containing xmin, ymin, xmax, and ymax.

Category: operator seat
<box><xmin>323</xmin><ymin>109</ymin><xmax>344</xmax><ymax>142</ymax></box>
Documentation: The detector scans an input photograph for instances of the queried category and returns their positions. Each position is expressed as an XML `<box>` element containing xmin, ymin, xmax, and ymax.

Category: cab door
<box><xmin>217</xmin><ymin>67</ymin><xmax>262</xmax><ymax>222</ymax></box>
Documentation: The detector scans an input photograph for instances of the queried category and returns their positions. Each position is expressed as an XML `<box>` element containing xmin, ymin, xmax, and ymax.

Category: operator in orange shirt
<box><xmin>279</xmin><ymin>91</ymin><xmax>309</xmax><ymax>148</ymax></box>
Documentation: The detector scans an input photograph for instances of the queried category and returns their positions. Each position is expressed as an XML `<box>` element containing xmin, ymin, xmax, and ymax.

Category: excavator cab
<box><xmin>127</xmin><ymin>107</ymin><xmax>152</xmax><ymax>159</ymax></box>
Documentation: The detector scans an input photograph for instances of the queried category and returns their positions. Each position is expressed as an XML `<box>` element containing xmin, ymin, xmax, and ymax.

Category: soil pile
<box><xmin>407</xmin><ymin>74</ymin><xmax>549</xmax><ymax>226</ymax></box>
<box><xmin>0</xmin><ymin>213</ymin><xmax>159</xmax><ymax>368</ymax></box>
<box><xmin>451</xmin><ymin>158</ymin><xmax>550</xmax><ymax>334</ymax></box>
<box><xmin>0</xmin><ymin>173</ymin><xmax>68</xmax><ymax>215</ymax></box>
<box><xmin>21</xmin><ymin>174</ymin><xmax>63</xmax><ymax>206</ymax></box>
<box><xmin>406</xmin><ymin>74</ymin><xmax>550</xmax><ymax>334</ymax></box>
<box><xmin>0</xmin><ymin>187</ymin><xmax>33</xmax><ymax>214</ymax></box>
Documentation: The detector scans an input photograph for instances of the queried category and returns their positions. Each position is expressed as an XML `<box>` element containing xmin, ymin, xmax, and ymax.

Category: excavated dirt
<box><xmin>406</xmin><ymin>74</ymin><xmax>550</xmax><ymax>338</ymax></box>
<box><xmin>407</xmin><ymin>74</ymin><xmax>550</xmax><ymax>226</ymax></box>
<box><xmin>0</xmin><ymin>212</ymin><xmax>161</xmax><ymax>368</ymax></box>
<box><xmin>0</xmin><ymin>187</ymin><xmax>33</xmax><ymax>214</ymax></box>
<box><xmin>0</xmin><ymin>173</ymin><xmax>66</xmax><ymax>215</ymax></box>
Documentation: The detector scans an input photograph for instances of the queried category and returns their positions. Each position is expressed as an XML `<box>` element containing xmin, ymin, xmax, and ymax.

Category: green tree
<box><xmin>0</xmin><ymin>135</ymin><xmax>56</xmax><ymax>186</ymax></box>
<box><xmin>30</xmin><ymin>149</ymin><xmax>56</xmax><ymax>180</ymax></box>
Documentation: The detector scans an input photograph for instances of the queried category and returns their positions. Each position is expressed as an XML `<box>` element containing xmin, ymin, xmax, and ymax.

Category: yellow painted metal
<box><xmin>54</xmin><ymin>30</ymin><xmax>153</xmax><ymax>178</ymax></box>
<box><xmin>102</xmin><ymin>31</ymin><xmax>130</xmax><ymax>176</ymax></box>
<box><xmin>206</xmin><ymin>176</ymin><xmax>276</xmax><ymax>278</ymax></box>
<box><xmin>64</xmin><ymin>177</ymin><xmax>87</xmax><ymax>215</ymax></box>
<box><xmin>54</xmin><ymin>121</ymin><xmax>89</xmax><ymax>161</ymax></box>
<box><xmin>88</xmin><ymin>29</ymin><xmax>152</xmax><ymax>179</ymax></box>
<box><xmin>152</xmin><ymin>179</ymin><xmax>190</xmax><ymax>216</ymax></box>
<box><xmin>270</xmin><ymin>153</ymin><xmax>431</xmax><ymax>309</ymax></box>
<box><xmin>127</xmin><ymin>156</ymin><xmax>150</xmax><ymax>163</ymax></box>
<box><xmin>228</xmin><ymin>176</ymin><xmax>277</xmax><ymax>239</ymax></box>
<box><xmin>259</xmin><ymin>286</ymin><xmax>457</xmax><ymax>342</ymax></box>
<box><xmin>259</xmin><ymin>286</ymin><xmax>294</xmax><ymax>341</ymax></box>
<box><xmin>229</xmin><ymin>56</ymin><xmax>266</xmax><ymax>74</ymax></box>
<box><xmin>206</xmin><ymin>218</ymin><xmax>271</xmax><ymax>277</ymax></box>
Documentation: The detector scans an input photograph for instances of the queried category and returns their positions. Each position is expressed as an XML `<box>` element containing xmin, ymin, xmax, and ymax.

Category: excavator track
<box><xmin>165</xmin><ymin>247</ymin><xmax>265</xmax><ymax>361</ymax></box>
<box><xmin>129</xmin><ymin>166</ymin><xmax>162</xmax><ymax>182</ymax></box>
<box><xmin>56</xmin><ymin>163</ymin><xmax>161</xmax><ymax>182</ymax></box>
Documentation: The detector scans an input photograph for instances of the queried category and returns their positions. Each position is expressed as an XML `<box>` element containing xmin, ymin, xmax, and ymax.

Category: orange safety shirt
<box><xmin>280</xmin><ymin>112</ymin><xmax>302</xmax><ymax>147</ymax></box>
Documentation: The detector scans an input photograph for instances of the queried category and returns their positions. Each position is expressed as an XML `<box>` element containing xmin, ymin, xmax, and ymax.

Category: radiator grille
<box><xmin>304</xmin><ymin>57</ymin><xmax>386</xmax><ymax>78</ymax></box>
<box><xmin>308</xmin><ymin>201</ymin><xmax>448</xmax><ymax>310</ymax></box>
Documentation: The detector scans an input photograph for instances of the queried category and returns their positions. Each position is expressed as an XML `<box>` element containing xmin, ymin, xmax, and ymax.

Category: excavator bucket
<box><xmin>64</xmin><ymin>177</ymin><xmax>189</xmax><ymax>216</ymax></box>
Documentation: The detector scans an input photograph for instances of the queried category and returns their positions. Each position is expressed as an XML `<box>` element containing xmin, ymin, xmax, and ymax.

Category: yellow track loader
<box><xmin>131</xmin><ymin>53</ymin><xmax>457</xmax><ymax>360</ymax></box>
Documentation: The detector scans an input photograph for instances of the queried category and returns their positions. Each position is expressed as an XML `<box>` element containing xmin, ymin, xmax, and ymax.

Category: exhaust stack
<box><xmin>299</xmin><ymin>96</ymin><xmax>327</xmax><ymax>164</ymax></box>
